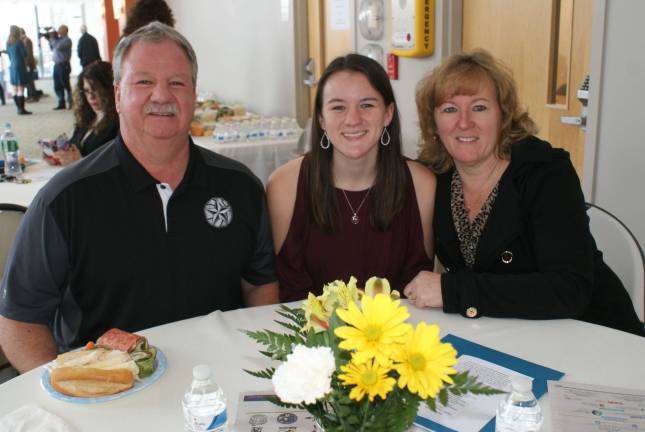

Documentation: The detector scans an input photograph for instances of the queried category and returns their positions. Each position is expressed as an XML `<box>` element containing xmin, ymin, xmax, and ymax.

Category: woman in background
<box><xmin>405</xmin><ymin>49</ymin><xmax>642</xmax><ymax>336</ymax></box>
<box><xmin>122</xmin><ymin>0</ymin><xmax>175</xmax><ymax>36</ymax></box>
<box><xmin>5</xmin><ymin>25</ymin><xmax>31</xmax><ymax>115</ymax></box>
<box><xmin>0</xmin><ymin>67</ymin><xmax>5</xmax><ymax>105</ymax></box>
<box><xmin>268</xmin><ymin>54</ymin><xmax>435</xmax><ymax>301</ymax></box>
<box><xmin>19</xmin><ymin>27</ymin><xmax>42</xmax><ymax>102</ymax></box>
<box><xmin>55</xmin><ymin>61</ymin><xmax>118</xmax><ymax>165</ymax></box>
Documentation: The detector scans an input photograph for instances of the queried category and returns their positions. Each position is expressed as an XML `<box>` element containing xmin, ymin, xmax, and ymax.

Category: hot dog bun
<box><xmin>50</xmin><ymin>367</ymin><xmax>134</xmax><ymax>397</ymax></box>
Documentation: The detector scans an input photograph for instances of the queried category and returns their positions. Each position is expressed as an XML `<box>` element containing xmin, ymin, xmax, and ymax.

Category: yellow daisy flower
<box><xmin>338</xmin><ymin>358</ymin><xmax>396</xmax><ymax>402</ymax></box>
<box><xmin>335</xmin><ymin>293</ymin><xmax>412</xmax><ymax>365</ymax></box>
<box><xmin>393</xmin><ymin>322</ymin><xmax>458</xmax><ymax>399</ymax></box>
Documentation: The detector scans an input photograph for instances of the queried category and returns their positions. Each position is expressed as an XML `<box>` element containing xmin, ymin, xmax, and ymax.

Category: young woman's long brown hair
<box><xmin>7</xmin><ymin>25</ymin><xmax>21</xmax><ymax>45</ymax></box>
<box><xmin>307</xmin><ymin>54</ymin><xmax>407</xmax><ymax>233</ymax></box>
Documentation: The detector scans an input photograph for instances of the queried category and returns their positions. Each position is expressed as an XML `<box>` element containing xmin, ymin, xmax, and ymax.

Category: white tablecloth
<box><xmin>0</xmin><ymin>161</ymin><xmax>62</xmax><ymax>208</ymax></box>
<box><xmin>192</xmin><ymin>135</ymin><xmax>300</xmax><ymax>186</ymax></box>
<box><xmin>0</xmin><ymin>302</ymin><xmax>643</xmax><ymax>431</ymax></box>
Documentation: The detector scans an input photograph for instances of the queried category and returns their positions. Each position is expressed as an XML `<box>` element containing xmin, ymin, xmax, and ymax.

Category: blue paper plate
<box><xmin>40</xmin><ymin>348</ymin><xmax>166</xmax><ymax>403</ymax></box>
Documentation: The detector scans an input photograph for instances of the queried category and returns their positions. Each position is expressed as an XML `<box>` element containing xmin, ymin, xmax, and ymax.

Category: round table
<box><xmin>0</xmin><ymin>302</ymin><xmax>643</xmax><ymax>431</ymax></box>
<box><xmin>0</xmin><ymin>160</ymin><xmax>62</xmax><ymax>207</ymax></box>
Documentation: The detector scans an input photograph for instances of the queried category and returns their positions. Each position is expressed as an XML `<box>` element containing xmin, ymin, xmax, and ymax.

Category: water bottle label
<box><xmin>4</xmin><ymin>139</ymin><xmax>18</xmax><ymax>152</ymax></box>
<box><xmin>207</xmin><ymin>410</ymin><xmax>227</xmax><ymax>430</ymax></box>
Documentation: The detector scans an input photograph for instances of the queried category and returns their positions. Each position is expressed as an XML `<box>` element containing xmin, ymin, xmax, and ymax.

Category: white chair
<box><xmin>0</xmin><ymin>203</ymin><xmax>26</xmax><ymax>383</ymax></box>
<box><xmin>587</xmin><ymin>203</ymin><xmax>645</xmax><ymax>323</ymax></box>
<box><xmin>0</xmin><ymin>203</ymin><xmax>27</xmax><ymax>280</ymax></box>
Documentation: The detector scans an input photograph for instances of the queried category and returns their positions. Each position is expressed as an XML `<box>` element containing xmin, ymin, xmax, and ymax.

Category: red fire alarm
<box><xmin>387</xmin><ymin>53</ymin><xmax>399</xmax><ymax>80</ymax></box>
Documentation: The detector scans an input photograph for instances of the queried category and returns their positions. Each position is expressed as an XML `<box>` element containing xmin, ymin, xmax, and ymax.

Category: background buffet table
<box><xmin>192</xmin><ymin>135</ymin><xmax>300</xmax><ymax>186</ymax></box>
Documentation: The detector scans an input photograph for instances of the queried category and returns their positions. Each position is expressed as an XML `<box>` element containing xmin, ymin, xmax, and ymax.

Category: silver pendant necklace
<box><xmin>340</xmin><ymin>187</ymin><xmax>372</xmax><ymax>224</ymax></box>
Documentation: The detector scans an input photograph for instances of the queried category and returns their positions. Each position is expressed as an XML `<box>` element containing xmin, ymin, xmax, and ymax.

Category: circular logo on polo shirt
<box><xmin>204</xmin><ymin>197</ymin><xmax>233</xmax><ymax>228</ymax></box>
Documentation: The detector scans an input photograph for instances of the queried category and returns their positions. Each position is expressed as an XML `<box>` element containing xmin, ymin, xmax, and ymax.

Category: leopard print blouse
<box><xmin>450</xmin><ymin>170</ymin><xmax>500</xmax><ymax>268</ymax></box>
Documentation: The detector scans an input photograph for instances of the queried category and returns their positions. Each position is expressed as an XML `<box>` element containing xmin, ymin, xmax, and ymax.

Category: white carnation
<box><xmin>272</xmin><ymin>345</ymin><xmax>335</xmax><ymax>405</ymax></box>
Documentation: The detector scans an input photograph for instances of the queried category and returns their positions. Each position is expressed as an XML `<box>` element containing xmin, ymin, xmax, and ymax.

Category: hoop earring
<box><xmin>320</xmin><ymin>131</ymin><xmax>331</xmax><ymax>149</ymax></box>
<box><xmin>380</xmin><ymin>127</ymin><xmax>391</xmax><ymax>146</ymax></box>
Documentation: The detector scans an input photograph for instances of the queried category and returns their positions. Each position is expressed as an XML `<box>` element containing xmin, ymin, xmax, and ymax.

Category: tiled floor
<box><xmin>1</xmin><ymin>78</ymin><xmax>75</xmax><ymax>159</ymax></box>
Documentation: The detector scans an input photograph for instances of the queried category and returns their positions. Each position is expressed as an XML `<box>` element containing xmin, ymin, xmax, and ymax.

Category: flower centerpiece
<box><xmin>244</xmin><ymin>277</ymin><xmax>501</xmax><ymax>432</ymax></box>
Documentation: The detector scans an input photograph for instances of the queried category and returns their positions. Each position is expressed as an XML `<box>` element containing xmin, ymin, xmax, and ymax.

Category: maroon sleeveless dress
<box><xmin>277</xmin><ymin>160</ymin><xmax>433</xmax><ymax>301</ymax></box>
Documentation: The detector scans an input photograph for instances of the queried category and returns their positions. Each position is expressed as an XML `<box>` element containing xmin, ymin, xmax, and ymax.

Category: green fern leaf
<box><xmin>242</xmin><ymin>367</ymin><xmax>275</xmax><ymax>379</ymax></box>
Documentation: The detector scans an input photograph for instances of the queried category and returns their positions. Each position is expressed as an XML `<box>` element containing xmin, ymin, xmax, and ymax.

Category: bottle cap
<box><xmin>4</xmin><ymin>122</ymin><xmax>11</xmax><ymax>129</ymax></box>
<box><xmin>193</xmin><ymin>364</ymin><xmax>212</xmax><ymax>380</ymax></box>
<box><xmin>511</xmin><ymin>376</ymin><xmax>532</xmax><ymax>393</ymax></box>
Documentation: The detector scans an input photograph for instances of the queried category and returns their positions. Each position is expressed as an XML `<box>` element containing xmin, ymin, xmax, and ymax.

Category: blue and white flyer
<box><xmin>548</xmin><ymin>381</ymin><xmax>645</xmax><ymax>431</ymax></box>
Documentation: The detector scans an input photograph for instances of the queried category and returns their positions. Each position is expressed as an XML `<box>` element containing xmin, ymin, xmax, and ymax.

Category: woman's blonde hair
<box><xmin>416</xmin><ymin>49</ymin><xmax>538</xmax><ymax>173</ymax></box>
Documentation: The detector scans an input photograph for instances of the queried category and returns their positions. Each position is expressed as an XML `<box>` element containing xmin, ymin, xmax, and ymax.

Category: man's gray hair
<box><xmin>112</xmin><ymin>21</ymin><xmax>198</xmax><ymax>85</ymax></box>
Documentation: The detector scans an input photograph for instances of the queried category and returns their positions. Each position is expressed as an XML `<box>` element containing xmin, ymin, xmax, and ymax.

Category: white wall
<box><xmin>166</xmin><ymin>0</ymin><xmax>455</xmax><ymax>153</ymax></box>
<box><xmin>593</xmin><ymin>0</ymin><xmax>645</xmax><ymax>250</ymax></box>
<box><xmin>355</xmin><ymin>0</ymin><xmax>459</xmax><ymax>158</ymax></box>
<box><xmin>167</xmin><ymin>0</ymin><xmax>296</xmax><ymax>117</ymax></box>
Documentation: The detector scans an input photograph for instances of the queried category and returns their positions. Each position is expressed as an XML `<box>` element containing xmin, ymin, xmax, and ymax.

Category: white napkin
<box><xmin>0</xmin><ymin>404</ymin><xmax>74</xmax><ymax>432</ymax></box>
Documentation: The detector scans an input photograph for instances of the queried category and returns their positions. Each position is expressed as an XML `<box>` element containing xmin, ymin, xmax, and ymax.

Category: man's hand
<box><xmin>0</xmin><ymin>316</ymin><xmax>58</xmax><ymax>373</ymax></box>
<box><xmin>403</xmin><ymin>271</ymin><xmax>444</xmax><ymax>309</ymax></box>
<box><xmin>241</xmin><ymin>280</ymin><xmax>279</xmax><ymax>306</ymax></box>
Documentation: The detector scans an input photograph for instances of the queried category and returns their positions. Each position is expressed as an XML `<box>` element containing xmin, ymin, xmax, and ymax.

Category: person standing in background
<box><xmin>0</xmin><ymin>58</ymin><xmax>6</xmax><ymax>105</ymax></box>
<box><xmin>77</xmin><ymin>25</ymin><xmax>101</xmax><ymax>69</ymax></box>
<box><xmin>5</xmin><ymin>25</ymin><xmax>31</xmax><ymax>115</ymax></box>
<box><xmin>19</xmin><ymin>28</ymin><xmax>41</xmax><ymax>102</ymax></box>
<box><xmin>46</xmin><ymin>25</ymin><xmax>72</xmax><ymax>110</ymax></box>
<box><xmin>122</xmin><ymin>0</ymin><xmax>175</xmax><ymax>36</ymax></box>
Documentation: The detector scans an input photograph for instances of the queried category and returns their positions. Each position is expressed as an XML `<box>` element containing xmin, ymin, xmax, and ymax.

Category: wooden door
<box><xmin>305</xmin><ymin>0</ymin><xmax>354</xmax><ymax>115</ymax></box>
<box><xmin>462</xmin><ymin>0</ymin><xmax>592</xmax><ymax>179</ymax></box>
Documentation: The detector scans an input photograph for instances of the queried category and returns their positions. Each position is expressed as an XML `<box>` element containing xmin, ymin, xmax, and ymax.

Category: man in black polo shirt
<box><xmin>0</xmin><ymin>23</ymin><xmax>278</xmax><ymax>373</ymax></box>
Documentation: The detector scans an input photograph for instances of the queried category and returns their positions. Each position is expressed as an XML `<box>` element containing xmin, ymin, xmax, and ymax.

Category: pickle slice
<box><xmin>132</xmin><ymin>346</ymin><xmax>157</xmax><ymax>379</ymax></box>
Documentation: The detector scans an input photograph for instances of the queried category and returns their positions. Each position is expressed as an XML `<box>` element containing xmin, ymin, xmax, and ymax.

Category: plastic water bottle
<box><xmin>182</xmin><ymin>365</ymin><xmax>228</xmax><ymax>432</ymax></box>
<box><xmin>495</xmin><ymin>377</ymin><xmax>543</xmax><ymax>432</ymax></box>
<box><xmin>1</xmin><ymin>122</ymin><xmax>22</xmax><ymax>177</ymax></box>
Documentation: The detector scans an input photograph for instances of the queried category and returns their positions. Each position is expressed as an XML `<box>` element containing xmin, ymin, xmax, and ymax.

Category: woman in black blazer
<box><xmin>405</xmin><ymin>49</ymin><xmax>642</xmax><ymax>336</ymax></box>
<box><xmin>55</xmin><ymin>61</ymin><xmax>119</xmax><ymax>165</ymax></box>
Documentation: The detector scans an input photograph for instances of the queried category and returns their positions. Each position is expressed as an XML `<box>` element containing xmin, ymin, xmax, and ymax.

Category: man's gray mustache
<box><xmin>144</xmin><ymin>104</ymin><xmax>177</xmax><ymax>114</ymax></box>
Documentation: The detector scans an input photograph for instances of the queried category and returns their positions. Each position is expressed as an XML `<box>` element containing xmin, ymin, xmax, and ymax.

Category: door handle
<box><xmin>560</xmin><ymin>74</ymin><xmax>590</xmax><ymax>131</ymax></box>
<box><xmin>560</xmin><ymin>116</ymin><xmax>584</xmax><ymax>126</ymax></box>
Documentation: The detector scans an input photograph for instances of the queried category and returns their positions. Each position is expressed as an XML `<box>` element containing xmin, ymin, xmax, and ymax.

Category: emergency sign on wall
<box><xmin>390</xmin><ymin>0</ymin><xmax>434</xmax><ymax>57</ymax></box>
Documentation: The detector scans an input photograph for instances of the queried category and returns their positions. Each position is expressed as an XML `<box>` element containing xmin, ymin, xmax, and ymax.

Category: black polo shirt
<box><xmin>0</xmin><ymin>135</ymin><xmax>276</xmax><ymax>351</ymax></box>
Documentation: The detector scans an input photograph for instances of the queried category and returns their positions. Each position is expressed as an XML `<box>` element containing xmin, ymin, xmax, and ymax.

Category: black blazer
<box><xmin>435</xmin><ymin>135</ymin><xmax>642</xmax><ymax>336</ymax></box>
<box><xmin>77</xmin><ymin>32</ymin><xmax>101</xmax><ymax>68</ymax></box>
<box><xmin>70</xmin><ymin>120</ymin><xmax>119</xmax><ymax>157</ymax></box>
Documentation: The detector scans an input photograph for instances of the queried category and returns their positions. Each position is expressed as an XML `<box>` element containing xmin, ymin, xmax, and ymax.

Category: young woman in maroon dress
<box><xmin>267</xmin><ymin>54</ymin><xmax>436</xmax><ymax>301</ymax></box>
